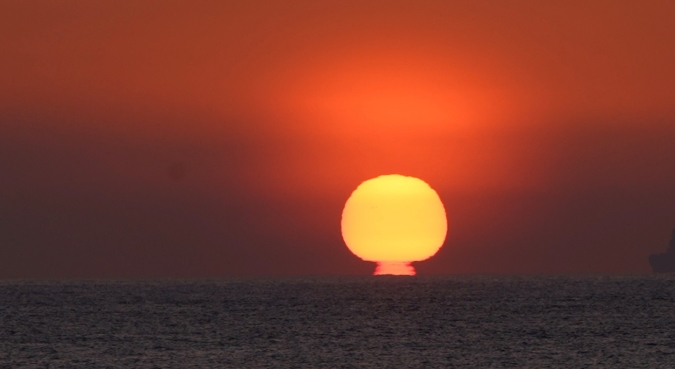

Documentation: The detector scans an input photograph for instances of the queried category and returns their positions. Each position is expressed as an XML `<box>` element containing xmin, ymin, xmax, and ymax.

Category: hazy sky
<box><xmin>2</xmin><ymin>0</ymin><xmax>675</xmax><ymax>278</ymax></box>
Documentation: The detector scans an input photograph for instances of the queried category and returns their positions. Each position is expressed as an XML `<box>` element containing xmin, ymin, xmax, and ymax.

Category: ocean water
<box><xmin>1</xmin><ymin>276</ymin><xmax>674</xmax><ymax>368</ymax></box>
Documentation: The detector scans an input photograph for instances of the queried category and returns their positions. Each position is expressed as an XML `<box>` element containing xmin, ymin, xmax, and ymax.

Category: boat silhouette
<box><xmin>649</xmin><ymin>227</ymin><xmax>675</xmax><ymax>273</ymax></box>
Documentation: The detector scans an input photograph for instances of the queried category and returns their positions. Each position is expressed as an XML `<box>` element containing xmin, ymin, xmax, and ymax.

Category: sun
<box><xmin>341</xmin><ymin>174</ymin><xmax>448</xmax><ymax>275</ymax></box>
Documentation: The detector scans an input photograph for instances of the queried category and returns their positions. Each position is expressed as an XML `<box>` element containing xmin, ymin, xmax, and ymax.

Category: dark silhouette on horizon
<box><xmin>649</xmin><ymin>227</ymin><xmax>675</xmax><ymax>273</ymax></box>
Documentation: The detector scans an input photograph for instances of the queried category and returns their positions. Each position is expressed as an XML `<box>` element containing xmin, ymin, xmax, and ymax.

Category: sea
<box><xmin>1</xmin><ymin>275</ymin><xmax>674</xmax><ymax>368</ymax></box>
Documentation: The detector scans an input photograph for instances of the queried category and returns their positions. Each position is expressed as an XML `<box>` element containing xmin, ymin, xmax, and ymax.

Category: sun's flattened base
<box><xmin>374</xmin><ymin>262</ymin><xmax>415</xmax><ymax>276</ymax></box>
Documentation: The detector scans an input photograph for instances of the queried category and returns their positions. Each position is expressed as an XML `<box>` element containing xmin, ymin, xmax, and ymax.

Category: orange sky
<box><xmin>2</xmin><ymin>0</ymin><xmax>675</xmax><ymax>277</ymax></box>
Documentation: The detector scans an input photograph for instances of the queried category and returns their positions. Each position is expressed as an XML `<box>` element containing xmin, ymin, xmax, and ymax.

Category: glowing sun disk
<box><xmin>341</xmin><ymin>174</ymin><xmax>448</xmax><ymax>275</ymax></box>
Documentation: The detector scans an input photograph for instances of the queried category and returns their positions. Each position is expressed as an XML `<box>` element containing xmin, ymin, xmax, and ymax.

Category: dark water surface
<box><xmin>1</xmin><ymin>276</ymin><xmax>674</xmax><ymax>368</ymax></box>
